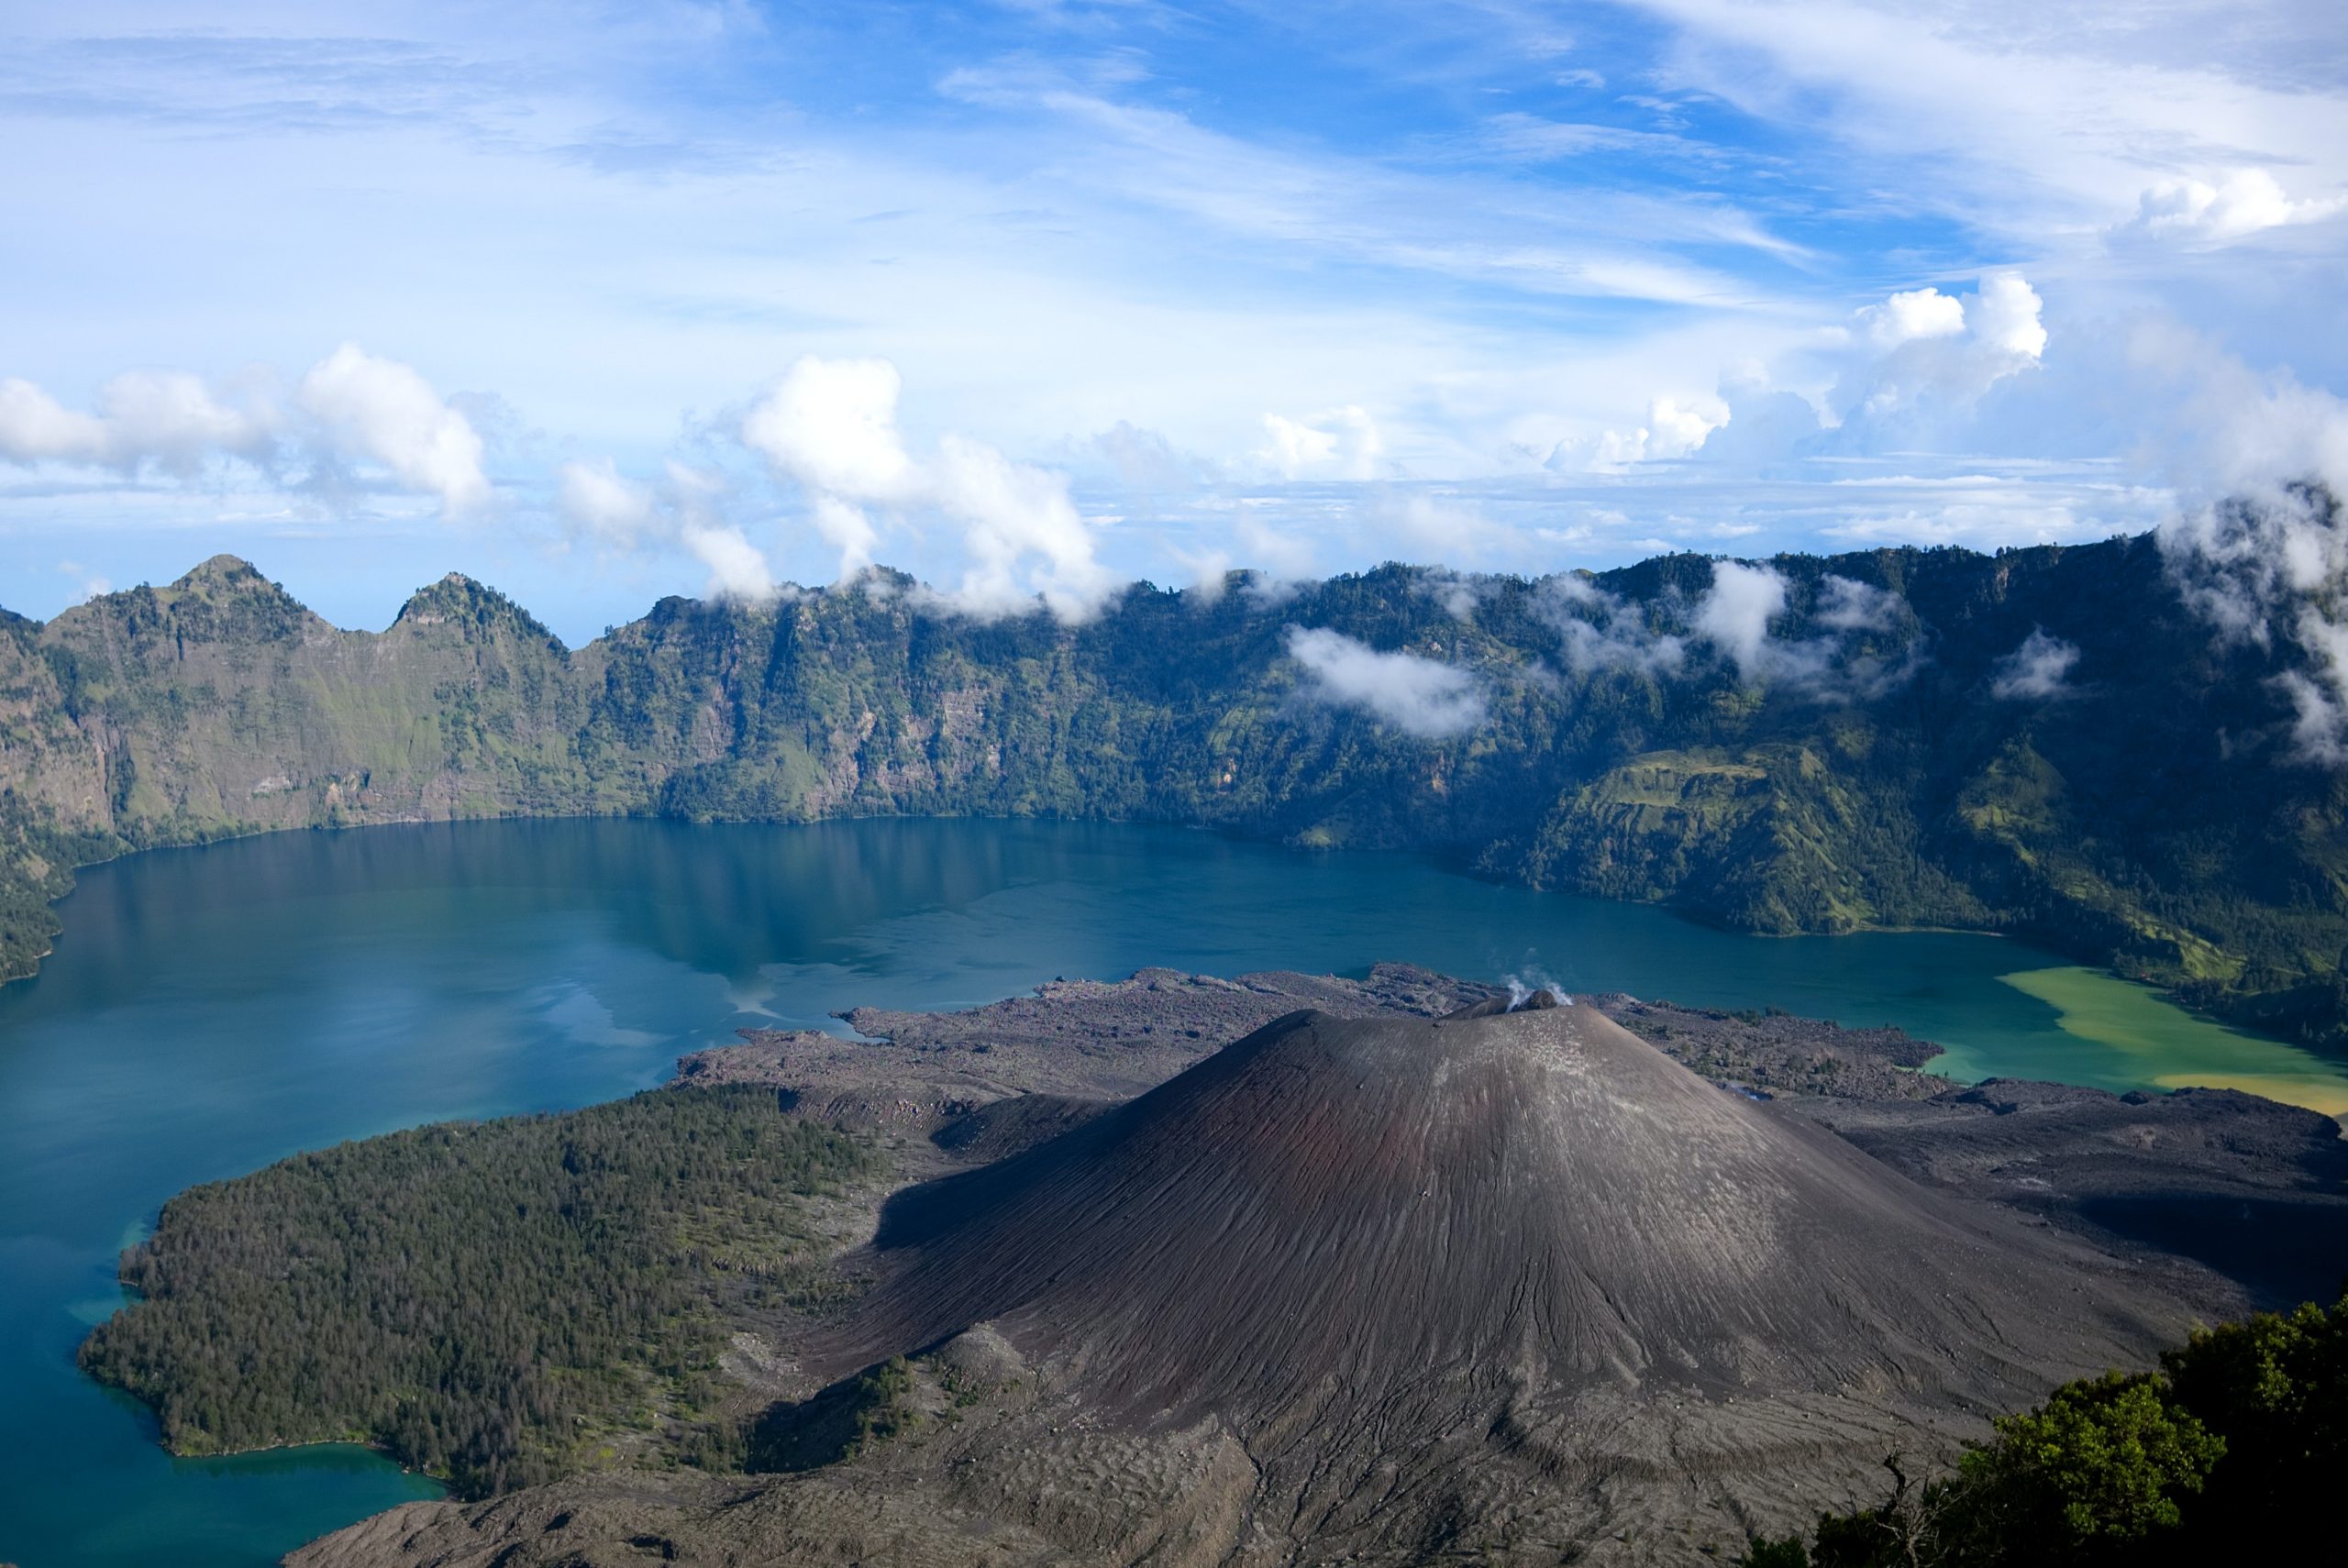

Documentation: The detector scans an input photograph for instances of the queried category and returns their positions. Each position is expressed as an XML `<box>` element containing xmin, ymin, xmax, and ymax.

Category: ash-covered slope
<box><xmin>814</xmin><ymin>1003</ymin><xmax>2183</xmax><ymax>1532</ymax></box>
<box><xmin>289</xmin><ymin>999</ymin><xmax>2200</xmax><ymax>1567</ymax></box>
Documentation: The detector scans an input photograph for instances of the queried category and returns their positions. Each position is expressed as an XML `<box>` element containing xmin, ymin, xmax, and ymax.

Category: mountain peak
<box><xmin>771</xmin><ymin>1004</ymin><xmax>2191</xmax><ymax>1558</ymax></box>
<box><xmin>394</xmin><ymin>570</ymin><xmax>564</xmax><ymax>651</ymax></box>
<box><xmin>839</xmin><ymin>1003</ymin><xmax>2178</xmax><ymax>1425</ymax></box>
<box><xmin>172</xmin><ymin>554</ymin><xmax>268</xmax><ymax>593</ymax></box>
<box><xmin>138</xmin><ymin>555</ymin><xmax>319</xmax><ymax>641</ymax></box>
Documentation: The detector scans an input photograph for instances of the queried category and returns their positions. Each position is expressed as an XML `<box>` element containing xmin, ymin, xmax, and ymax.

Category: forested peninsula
<box><xmin>6</xmin><ymin>530</ymin><xmax>2348</xmax><ymax>1045</ymax></box>
<box><xmin>78</xmin><ymin>1086</ymin><xmax>879</xmax><ymax>1495</ymax></box>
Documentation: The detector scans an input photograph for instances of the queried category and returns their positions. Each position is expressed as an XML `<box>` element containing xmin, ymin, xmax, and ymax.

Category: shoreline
<box><xmin>7</xmin><ymin>806</ymin><xmax>2309</xmax><ymax>1059</ymax></box>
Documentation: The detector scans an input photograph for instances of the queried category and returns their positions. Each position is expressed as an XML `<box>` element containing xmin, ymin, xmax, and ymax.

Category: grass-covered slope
<box><xmin>77</xmin><ymin>1086</ymin><xmax>877</xmax><ymax>1496</ymax></box>
<box><xmin>6</xmin><ymin>538</ymin><xmax>2348</xmax><ymax>1044</ymax></box>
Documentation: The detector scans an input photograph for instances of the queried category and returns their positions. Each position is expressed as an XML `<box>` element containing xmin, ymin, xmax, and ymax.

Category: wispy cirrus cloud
<box><xmin>935</xmin><ymin>61</ymin><xmax>1801</xmax><ymax>305</ymax></box>
<box><xmin>1619</xmin><ymin>0</ymin><xmax>2348</xmax><ymax>240</ymax></box>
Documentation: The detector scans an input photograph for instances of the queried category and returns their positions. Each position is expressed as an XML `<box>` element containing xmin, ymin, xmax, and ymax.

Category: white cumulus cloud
<box><xmin>1694</xmin><ymin>563</ymin><xmax>1918</xmax><ymax>696</ymax></box>
<box><xmin>741</xmin><ymin>355</ymin><xmax>1114</xmax><ymax>620</ymax></box>
<box><xmin>681</xmin><ymin>521</ymin><xmax>778</xmax><ymax>603</ymax></box>
<box><xmin>1551</xmin><ymin>560</ymin><xmax>1914</xmax><ymax>697</ymax></box>
<box><xmin>1646</xmin><ymin>395</ymin><xmax>1729</xmax><ymax>458</ymax></box>
<box><xmin>558</xmin><ymin>458</ymin><xmax>782</xmax><ymax>604</ymax></box>
<box><xmin>1815</xmin><ymin>573</ymin><xmax>1902</xmax><ymax>632</ymax></box>
<box><xmin>1260</xmin><ymin>413</ymin><xmax>1338</xmax><ymax>477</ymax></box>
<box><xmin>1860</xmin><ymin>286</ymin><xmax>1967</xmax><ymax>349</ymax></box>
<box><xmin>2162</xmin><ymin>484</ymin><xmax>2348</xmax><ymax>762</ymax></box>
<box><xmin>3</xmin><ymin>352</ymin><xmax>492</xmax><ymax>515</ymax></box>
<box><xmin>2122</xmin><ymin>169</ymin><xmax>2347</xmax><ymax>247</ymax></box>
<box><xmin>1258</xmin><ymin>405</ymin><xmax>1384</xmax><ymax>480</ymax></box>
<box><xmin>1683</xmin><ymin>273</ymin><xmax>2050</xmax><ymax>467</ymax></box>
<box><xmin>1286</xmin><ymin>626</ymin><xmax>1485</xmax><ymax>738</ymax></box>
<box><xmin>1966</xmin><ymin>272</ymin><xmax>2049</xmax><ymax>360</ymax></box>
<box><xmin>809</xmin><ymin>494</ymin><xmax>880</xmax><ymax>579</ymax></box>
<box><xmin>0</xmin><ymin>370</ymin><xmax>271</xmax><ymax>473</ymax></box>
<box><xmin>1692</xmin><ymin>559</ymin><xmax>1792</xmax><ymax>679</ymax></box>
<box><xmin>556</xmin><ymin>458</ymin><xmax>657</xmax><ymax>547</ymax></box>
<box><xmin>296</xmin><ymin>344</ymin><xmax>490</xmax><ymax>513</ymax></box>
<box><xmin>2127</xmin><ymin>319</ymin><xmax>2348</xmax><ymax>502</ymax></box>
<box><xmin>928</xmin><ymin>433</ymin><xmax>1116</xmax><ymax>622</ymax></box>
<box><xmin>0</xmin><ymin>380</ymin><xmax>108</xmax><ymax>465</ymax></box>
<box><xmin>740</xmin><ymin>357</ymin><xmax>922</xmax><ymax>504</ymax></box>
<box><xmin>1863</xmin><ymin>273</ymin><xmax>2043</xmax><ymax>404</ymax></box>
<box><xmin>1168</xmin><ymin>545</ymin><xmax>1237</xmax><ymax>603</ymax></box>
<box><xmin>1572</xmin><ymin>393</ymin><xmax>1730</xmax><ymax>472</ymax></box>
<box><xmin>1538</xmin><ymin>572</ymin><xmax>1689</xmax><ymax>676</ymax></box>
<box><xmin>1236</xmin><ymin>512</ymin><xmax>1320</xmax><ymax>583</ymax></box>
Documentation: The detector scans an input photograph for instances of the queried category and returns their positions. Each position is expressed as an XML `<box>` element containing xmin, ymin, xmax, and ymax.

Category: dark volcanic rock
<box><xmin>842</xmin><ymin>963</ymin><xmax>1490</xmax><ymax>1053</ymax></box>
<box><xmin>1800</xmin><ymin>1079</ymin><xmax>2348</xmax><ymax>1307</ymax></box>
<box><xmin>833</xmin><ymin>1006</ymin><xmax>2176</xmax><ymax>1420</ymax></box>
<box><xmin>927</xmin><ymin>1093</ymin><xmax>1115</xmax><ymax>1164</ymax></box>
<box><xmin>1592</xmin><ymin>993</ymin><xmax>1947</xmax><ymax>1101</ymax></box>
<box><xmin>672</xmin><ymin>964</ymin><xmax>1500</xmax><ymax>1136</ymax></box>
<box><xmin>295</xmin><ymin>975</ymin><xmax>2327</xmax><ymax>1568</ymax></box>
<box><xmin>677</xmin><ymin>1005</ymin><xmax>2184</xmax><ymax>1565</ymax></box>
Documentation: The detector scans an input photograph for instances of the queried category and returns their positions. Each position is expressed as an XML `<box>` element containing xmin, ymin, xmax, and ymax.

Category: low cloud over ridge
<box><xmin>555</xmin><ymin>459</ymin><xmax>778</xmax><ymax>603</ymax></box>
<box><xmin>1541</xmin><ymin>561</ymin><xmax>1915</xmax><ymax>700</ymax></box>
<box><xmin>1991</xmin><ymin>629</ymin><xmax>2082</xmax><ymax>700</ymax></box>
<box><xmin>2162</xmin><ymin>483</ymin><xmax>2348</xmax><ymax>763</ymax></box>
<box><xmin>1286</xmin><ymin>626</ymin><xmax>1485</xmax><ymax>738</ymax></box>
<box><xmin>740</xmin><ymin>356</ymin><xmax>1116</xmax><ymax>624</ymax></box>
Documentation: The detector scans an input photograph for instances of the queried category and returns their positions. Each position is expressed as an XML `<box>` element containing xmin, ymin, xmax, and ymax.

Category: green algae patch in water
<box><xmin>1996</xmin><ymin>966</ymin><xmax>2348</xmax><ymax>1118</ymax></box>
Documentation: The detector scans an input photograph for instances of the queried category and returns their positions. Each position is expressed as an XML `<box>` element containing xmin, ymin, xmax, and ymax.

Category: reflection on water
<box><xmin>1</xmin><ymin>816</ymin><xmax>2342</xmax><ymax>1567</ymax></box>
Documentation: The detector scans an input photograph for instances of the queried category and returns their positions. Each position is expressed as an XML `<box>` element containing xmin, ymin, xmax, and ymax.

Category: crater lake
<box><xmin>3</xmin><ymin>815</ymin><xmax>2342</xmax><ymax>1567</ymax></box>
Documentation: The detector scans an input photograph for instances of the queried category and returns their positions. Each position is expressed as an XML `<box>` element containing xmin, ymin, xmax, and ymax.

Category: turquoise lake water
<box><xmin>2</xmin><ymin>816</ymin><xmax>2341</xmax><ymax>1566</ymax></box>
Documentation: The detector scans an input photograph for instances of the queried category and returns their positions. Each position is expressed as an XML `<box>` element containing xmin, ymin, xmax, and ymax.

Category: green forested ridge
<box><xmin>76</xmin><ymin>1086</ymin><xmax>878</xmax><ymax>1496</ymax></box>
<box><xmin>7</xmin><ymin>537</ymin><xmax>2348</xmax><ymax>1043</ymax></box>
<box><xmin>1740</xmin><ymin>1295</ymin><xmax>2348</xmax><ymax>1566</ymax></box>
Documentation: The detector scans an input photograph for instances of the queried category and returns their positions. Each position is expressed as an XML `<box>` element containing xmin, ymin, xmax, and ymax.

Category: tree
<box><xmin>2158</xmin><ymin>1297</ymin><xmax>2347</xmax><ymax>1558</ymax></box>
<box><xmin>1741</xmin><ymin>1300</ymin><xmax>2348</xmax><ymax>1567</ymax></box>
<box><xmin>1943</xmin><ymin>1373</ymin><xmax>2221</xmax><ymax>1561</ymax></box>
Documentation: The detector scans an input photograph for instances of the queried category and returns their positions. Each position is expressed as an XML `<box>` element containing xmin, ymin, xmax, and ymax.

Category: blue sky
<box><xmin>2</xmin><ymin>0</ymin><xmax>2344</xmax><ymax>642</ymax></box>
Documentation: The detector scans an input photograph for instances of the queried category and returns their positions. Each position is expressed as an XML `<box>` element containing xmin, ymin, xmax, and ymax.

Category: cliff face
<box><xmin>23</xmin><ymin>556</ymin><xmax>599</xmax><ymax>834</ymax></box>
<box><xmin>5</xmin><ymin>539</ymin><xmax>2347</xmax><ymax>1042</ymax></box>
